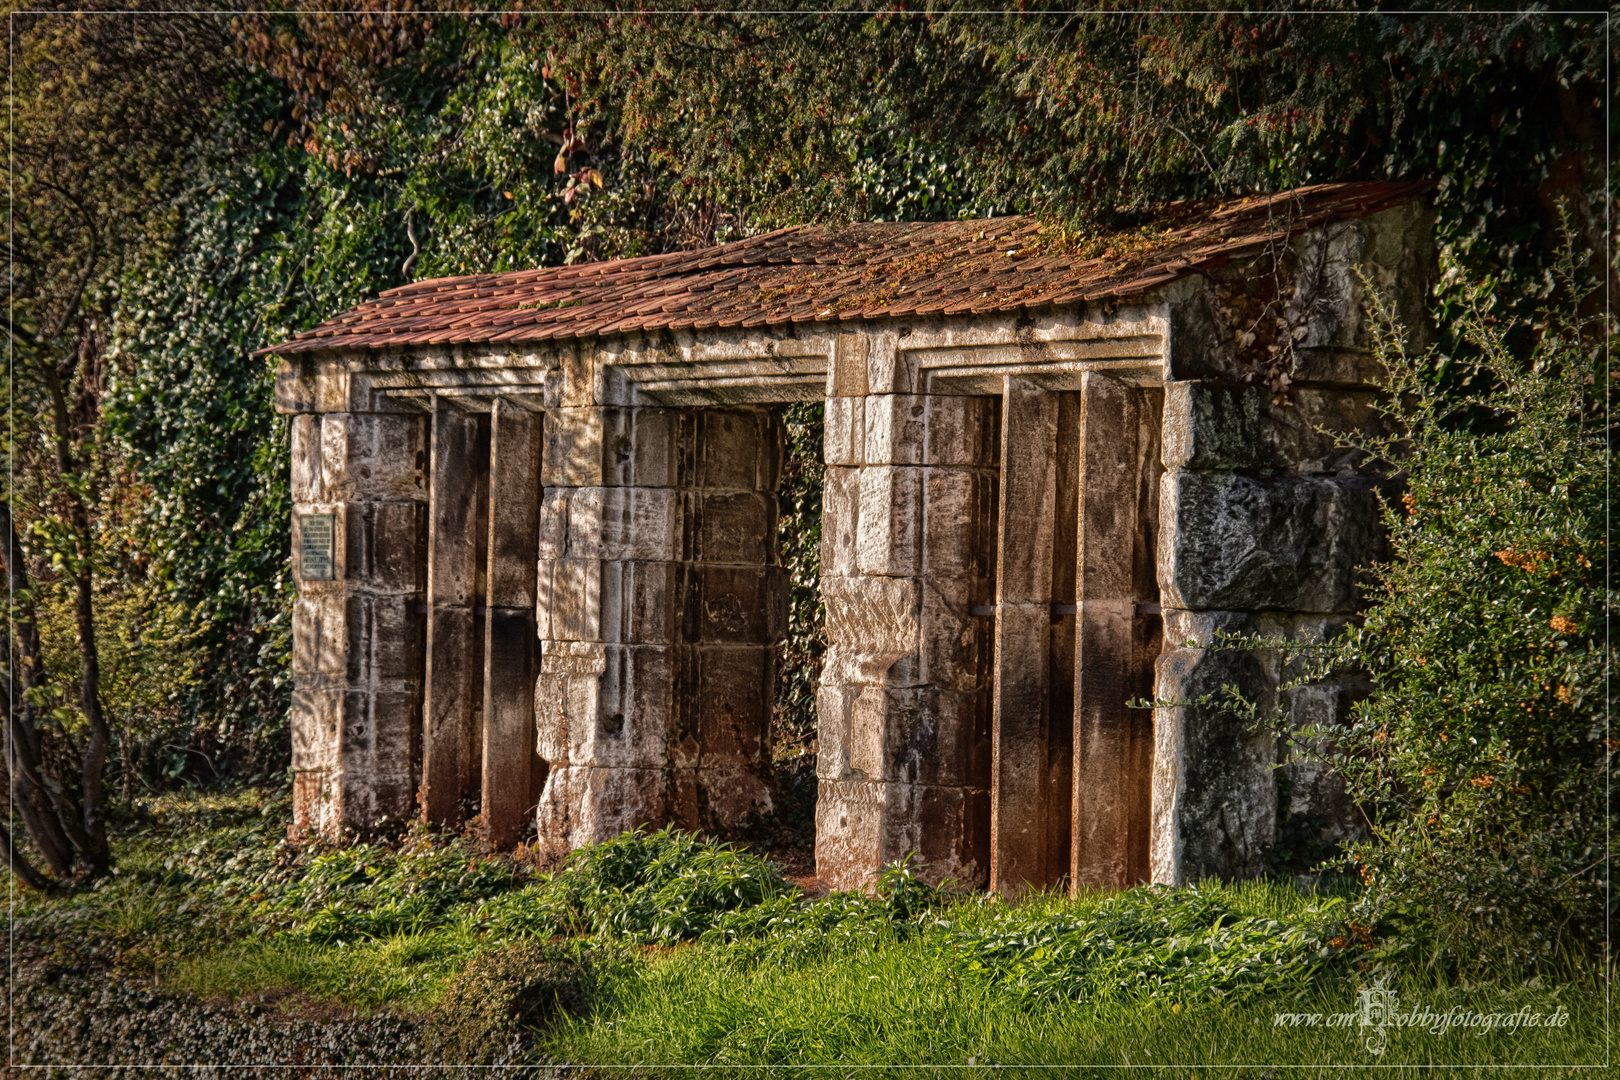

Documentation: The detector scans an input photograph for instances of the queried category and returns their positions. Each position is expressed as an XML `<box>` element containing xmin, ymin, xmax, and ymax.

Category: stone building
<box><xmin>265</xmin><ymin>180</ymin><xmax>1432</xmax><ymax>893</ymax></box>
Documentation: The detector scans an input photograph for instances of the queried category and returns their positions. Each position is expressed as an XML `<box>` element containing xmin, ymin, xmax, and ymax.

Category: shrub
<box><xmin>939</xmin><ymin>885</ymin><xmax>1352</xmax><ymax>1005</ymax></box>
<box><xmin>703</xmin><ymin>857</ymin><xmax>949</xmax><ymax>964</ymax></box>
<box><xmin>249</xmin><ymin>838</ymin><xmax>523</xmax><ymax>944</ymax></box>
<box><xmin>1322</xmin><ymin>242</ymin><xmax>1613</xmax><ymax>970</ymax></box>
<box><xmin>538</xmin><ymin>826</ymin><xmax>796</xmax><ymax>944</ymax></box>
<box><xmin>427</xmin><ymin>940</ymin><xmax>616</xmax><ymax>1062</ymax></box>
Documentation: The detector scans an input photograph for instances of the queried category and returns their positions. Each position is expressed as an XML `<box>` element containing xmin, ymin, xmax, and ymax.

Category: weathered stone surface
<box><xmin>1289</xmin><ymin>348</ymin><xmax>1389</xmax><ymax>389</ymax></box>
<box><xmin>815</xmin><ymin>684</ymin><xmax>857</xmax><ymax>782</ymax></box>
<box><xmin>483</xmin><ymin>401</ymin><xmax>543</xmax><ymax>848</ymax></box>
<box><xmin>814</xmin><ymin>778</ymin><xmax>885</xmax><ymax>892</ymax></box>
<box><xmin>831</xmin><ymin>331</ymin><xmax>870</xmax><ymax>398</ymax></box>
<box><xmin>883</xmin><ymin>783</ymin><xmax>990</xmax><ymax>889</ymax></box>
<box><xmin>866</xmin><ymin>329</ymin><xmax>913</xmax><ymax>396</ymax></box>
<box><xmin>675</xmin><ymin>765</ymin><xmax>774</xmax><ymax>834</ymax></box>
<box><xmin>534</xmin><ymin>765</ymin><xmax>669</xmax><ymax>860</ymax></box>
<box><xmin>1150</xmin><ymin>636</ymin><xmax>1275</xmax><ymax>884</ymax></box>
<box><xmin>864</xmin><ymin>395</ymin><xmax>926</xmax><ymax>465</ymax></box>
<box><xmin>1288</xmin><ymin>199</ymin><xmax>1435</xmax><ymax>356</ymax></box>
<box><xmin>856</xmin><ymin>466</ymin><xmax>921</xmax><ymax>577</ymax></box>
<box><xmin>820</xmin><ymin>467</ymin><xmax>862</xmax><ymax>577</ymax></box>
<box><xmin>693</xmin><ymin>491</ymin><xmax>774</xmax><ymax>565</ymax></box>
<box><xmin>991</xmin><ymin>378</ymin><xmax>1059</xmax><ymax>894</ymax></box>
<box><xmin>916</xmin><ymin>579</ymin><xmax>982</xmax><ymax>693</ymax></box>
<box><xmin>1261</xmin><ymin>388</ymin><xmax>1390</xmax><ymax>475</ymax></box>
<box><xmin>822</xmin><ymin>574</ymin><xmax>919</xmax><ymax>680</ymax></box>
<box><xmin>289</xmin><ymin>406</ymin><xmax>427</xmax><ymax>840</ymax></box>
<box><xmin>1072</xmin><ymin>374</ymin><xmax>1159</xmax><ymax>891</ymax></box>
<box><xmin>1159</xmin><ymin>470</ymin><xmax>1387</xmax><ymax>613</ymax></box>
<box><xmin>542</xmin><ymin>407</ymin><xmax>606</xmax><ymax>488</ymax></box>
<box><xmin>922</xmin><ymin>395</ymin><xmax>997</xmax><ymax>467</ymax></box>
<box><xmin>290</xmin><ymin>414</ymin><xmax>322</xmax><ymax>502</ymax></box>
<box><xmin>536</xmin><ymin>559</ymin><xmax>669</xmax><ymax>645</ymax></box>
<box><xmin>557</xmin><ymin>487</ymin><xmax>681</xmax><ymax>561</ymax></box>
<box><xmin>530</xmin><ymin>404</ymin><xmax>782</xmax><ymax>850</ymax></box>
<box><xmin>689</xmin><ymin>644</ymin><xmax>773</xmax><ymax>767</ymax></box>
<box><xmin>538</xmin><ymin>558</ymin><xmax>602</xmax><ymax>643</ymax></box>
<box><xmin>290</xmin><ymin>688</ymin><xmax>342</xmax><ymax>773</ymax></box>
<box><xmin>882</xmin><ymin>687</ymin><xmax>989</xmax><ymax>788</ymax></box>
<box><xmin>535</xmin><ymin>642</ymin><xmax>670</xmax><ymax>770</ymax></box>
<box><xmin>823</xmin><ymin>395</ymin><xmax>864</xmax><ymax>465</ymax></box>
<box><xmin>291</xmin><ymin>594</ymin><xmax>345</xmax><ymax>676</ymax></box>
<box><xmin>343</xmin><ymin>594</ymin><xmax>419</xmax><ymax>683</ymax></box>
<box><xmin>693</xmin><ymin>409</ymin><xmax>781</xmax><ymax>491</ymax></box>
<box><xmin>1280</xmin><ymin>676</ymin><xmax>1370</xmax><ymax>849</ymax></box>
<box><xmin>918</xmin><ymin>467</ymin><xmax>991</xmax><ymax>578</ymax></box>
<box><xmin>1161</xmin><ymin>382</ymin><xmax>1266</xmax><ymax>472</ymax></box>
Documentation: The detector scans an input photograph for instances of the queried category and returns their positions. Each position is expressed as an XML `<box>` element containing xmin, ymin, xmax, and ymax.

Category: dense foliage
<box><xmin>549</xmin><ymin>5</ymin><xmax>1612</xmax><ymax>326</ymax></box>
<box><xmin>1322</xmin><ymin>249</ymin><xmax>1614</xmax><ymax>970</ymax></box>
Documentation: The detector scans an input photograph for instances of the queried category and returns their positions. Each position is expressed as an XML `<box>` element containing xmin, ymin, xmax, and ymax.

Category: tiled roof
<box><xmin>262</xmin><ymin>180</ymin><xmax>1429</xmax><ymax>356</ymax></box>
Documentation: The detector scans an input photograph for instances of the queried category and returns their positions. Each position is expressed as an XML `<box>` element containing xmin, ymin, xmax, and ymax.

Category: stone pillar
<box><xmin>421</xmin><ymin>397</ymin><xmax>487</xmax><ymax>826</ymax></box>
<box><xmin>1151</xmin><ymin>380</ymin><xmax>1387</xmax><ymax>884</ymax></box>
<box><xmin>288</xmin><ymin>403</ymin><xmax>428</xmax><ymax>838</ymax></box>
<box><xmin>816</xmin><ymin>385</ymin><xmax>997</xmax><ymax>891</ymax></box>
<box><xmin>483</xmin><ymin>398</ymin><xmax>544</xmax><ymax>848</ymax></box>
<box><xmin>1071</xmin><ymin>373</ymin><xmax>1160</xmax><ymax>890</ymax></box>
<box><xmin>988</xmin><ymin>377</ymin><xmax>1063</xmax><ymax>894</ymax></box>
<box><xmin>534</xmin><ymin>405</ymin><xmax>782</xmax><ymax>857</ymax></box>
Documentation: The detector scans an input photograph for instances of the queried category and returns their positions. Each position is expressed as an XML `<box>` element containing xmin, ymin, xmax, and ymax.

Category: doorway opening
<box><xmin>764</xmin><ymin>400</ymin><xmax>825</xmax><ymax>878</ymax></box>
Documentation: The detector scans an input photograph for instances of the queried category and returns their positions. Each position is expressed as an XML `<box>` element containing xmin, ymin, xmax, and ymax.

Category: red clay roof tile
<box><xmin>259</xmin><ymin>181</ymin><xmax>1428</xmax><ymax>356</ymax></box>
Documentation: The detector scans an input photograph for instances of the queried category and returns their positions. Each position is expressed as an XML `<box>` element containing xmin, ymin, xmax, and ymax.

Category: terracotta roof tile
<box><xmin>260</xmin><ymin>181</ymin><xmax>1429</xmax><ymax>356</ymax></box>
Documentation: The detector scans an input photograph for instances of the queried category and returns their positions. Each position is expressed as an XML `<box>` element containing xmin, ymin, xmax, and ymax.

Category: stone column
<box><xmin>483</xmin><ymin>398</ymin><xmax>544</xmax><ymax>848</ymax></box>
<box><xmin>1071</xmin><ymin>373</ymin><xmax>1160</xmax><ymax>890</ymax></box>
<box><xmin>534</xmin><ymin>405</ymin><xmax>783</xmax><ymax>857</ymax></box>
<box><xmin>1151</xmin><ymin>380</ymin><xmax>1386</xmax><ymax>884</ymax></box>
<box><xmin>816</xmin><ymin>382</ymin><xmax>997</xmax><ymax>891</ymax></box>
<box><xmin>421</xmin><ymin>397</ymin><xmax>487</xmax><ymax>826</ymax></box>
<box><xmin>288</xmin><ymin>397</ymin><xmax>428</xmax><ymax>838</ymax></box>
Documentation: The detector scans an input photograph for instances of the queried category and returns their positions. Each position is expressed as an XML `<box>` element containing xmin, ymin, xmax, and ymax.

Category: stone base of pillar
<box><xmin>534</xmin><ymin>764</ymin><xmax>773</xmax><ymax>861</ymax></box>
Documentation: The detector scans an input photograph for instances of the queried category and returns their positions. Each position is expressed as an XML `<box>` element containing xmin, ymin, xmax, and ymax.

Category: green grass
<box><xmin>9</xmin><ymin>787</ymin><xmax>1610</xmax><ymax>1074</ymax></box>
<box><xmin>555</xmin><ymin>941</ymin><xmax>1606</xmax><ymax>1076</ymax></box>
<box><xmin>557</xmin><ymin>939</ymin><xmax>1607</xmax><ymax>1075</ymax></box>
<box><xmin>551</xmin><ymin>879</ymin><xmax>1607</xmax><ymax>1076</ymax></box>
<box><xmin>169</xmin><ymin>929</ymin><xmax>481</xmax><ymax>1011</ymax></box>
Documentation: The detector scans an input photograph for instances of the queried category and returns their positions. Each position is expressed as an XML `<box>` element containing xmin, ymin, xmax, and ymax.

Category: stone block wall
<box><xmin>1149</xmin><ymin>204</ymin><xmax>1431</xmax><ymax>883</ymax></box>
<box><xmin>816</xmin><ymin>388</ymin><xmax>999</xmax><ymax>891</ymax></box>
<box><xmin>275</xmin><ymin>196</ymin><xmax>1432</xmax><ymax>885</ymax></box>
<box><xmin>288</xmin><ymin>401</ymin><xmax>428</xmax><ymax>838</ymax></box>
<box><xmin>533</xmin><ymin>405</ymin><xmax>785</xmax><ymax>857</ymax></box>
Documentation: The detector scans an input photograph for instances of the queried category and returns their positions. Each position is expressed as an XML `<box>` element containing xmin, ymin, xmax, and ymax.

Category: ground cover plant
<box><xmin>7</xmin><ymin>790</ymin><xmax>1608</xmax><ymax>1076</ymax></box>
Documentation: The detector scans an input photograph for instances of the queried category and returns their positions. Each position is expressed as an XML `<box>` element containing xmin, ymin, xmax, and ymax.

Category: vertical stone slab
<box><xmin>422</xmin><ymin>398</ymin><xmax>486</xmax><ymax>826</ymax></box>
<box><xmin>483</xmin><ymin>398</ymin><xmax>542</xmax><ymax>848</ymax></box>
<box><xmin>1072</xmin><ymin>373</ymin><xmax>1158</xmax><ymax>890</ymax></box>
<box><xmin>1046</xmin><ymin>392</ymin><xmax>1079</xmax><ymax>883</ymax></box>
<box><xmin>990</xmin><ymin>377</ymin><xmax>1059</xmax><ymax>894</ymax></box>
<box><xmin>533</xmin><ymin>404</ymin><xmax>781</xmax><ymax>857</ymax></box>
<box><xmin>289</xmin><ymin>409</ymin><xmax>428</xmax><ymax>838</ymax></box>
<box><xmin>816</xmin><ymin>390</ymin><xmax>999</xmax><ymax>892</ymax></box>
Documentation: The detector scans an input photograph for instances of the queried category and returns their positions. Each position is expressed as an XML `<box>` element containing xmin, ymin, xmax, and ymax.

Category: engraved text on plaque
<box><xmin>299</xmin><ymin>513</ymin><xmax>335</xmax><ymax>580</ymax></box>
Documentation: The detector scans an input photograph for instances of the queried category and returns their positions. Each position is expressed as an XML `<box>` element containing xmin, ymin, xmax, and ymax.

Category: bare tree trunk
<box><xmin>1</xmin><ymin>499</ymin><xmax>79</xmax><ymax>877</ymax></box>
<box><xmin>43</xmin><ymin>364</ymin><xmax>110</xmax><ymax>874</ymax></box>
<box><xmin>0</xmin><ymin>822</ymin><xmax>50</xmax><ymax>893</ymax></box>
<box><xmin>71</xmin><ymin>549</ymin><xmax>110</xmax><ymax>872</ymax></box>
<box><xmin>120</xmin><ymin>729</ymin><xmax>136</xmax><ymax>807</ymax></box>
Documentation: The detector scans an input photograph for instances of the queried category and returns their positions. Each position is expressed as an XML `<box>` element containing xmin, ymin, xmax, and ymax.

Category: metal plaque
<box><xmin>299</xmin><ymin>513</ymin><xmax>335</xmax><ymax>580</ymax></box>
